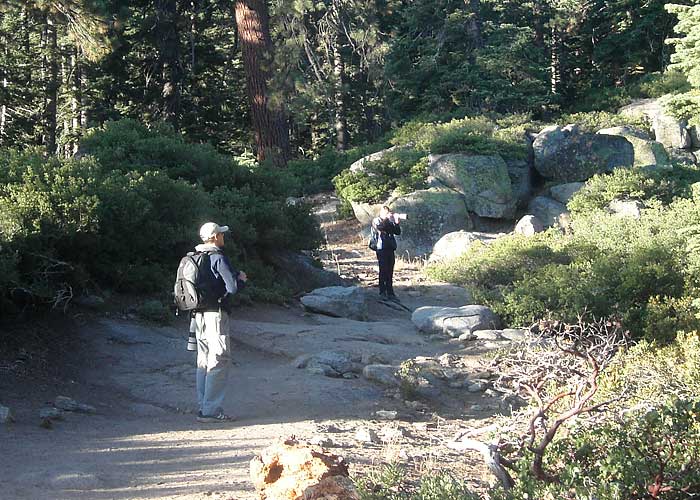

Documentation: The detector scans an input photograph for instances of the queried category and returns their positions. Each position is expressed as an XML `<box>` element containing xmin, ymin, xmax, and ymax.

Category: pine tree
<box><xmin>666</xmin><ymin>1</ymin><xmax>700</xmax><ymax>88</ymax></box>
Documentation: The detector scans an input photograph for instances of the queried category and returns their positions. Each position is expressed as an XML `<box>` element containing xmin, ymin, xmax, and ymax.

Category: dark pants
<box><xmin>376</xmin><ymin>249</ymin><xmax>395</xmax><ymax>296</ymax></box>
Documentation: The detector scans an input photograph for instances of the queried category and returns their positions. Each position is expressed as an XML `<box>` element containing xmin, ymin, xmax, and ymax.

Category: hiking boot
<box><xmin>196</xmin><ymin>411</ymin><xmax>235</xmax><ymax>423</ymax></box>
<box><xmin>387</xmin><ymin>293</ymin><xmax>399</xmax><ymax>302</ymax></box>
<box><xmin>379</xmin><ymin>291</ymin><xmax>387</xmax><ymax>299</ymax></box>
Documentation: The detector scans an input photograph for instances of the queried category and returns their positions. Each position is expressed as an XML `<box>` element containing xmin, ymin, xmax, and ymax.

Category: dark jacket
<box><xmin>373</xmin><ymin>217</ymin><xmax>401</xmax><ymax>252</ymax></box>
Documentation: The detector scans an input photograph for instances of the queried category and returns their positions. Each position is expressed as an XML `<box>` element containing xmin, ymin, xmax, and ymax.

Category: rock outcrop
<box><xmin>597</xmin><ymin>126</ymin><xmax>670</xmax><ymax>168</ymax></box>
<box><xmin>250</xmin><ymin>439</ymin><xmax>360</xmax><ymax>500</ymax></box>
<box><xmin>411</xmin><ymin>305</ymin><xmax>501</xmax><ymax>338</ymax></box>
<box><xmin>428</xmin><ymin>154</ymin><xmax>516</xmax><ymax>218</ymax></box>
<box><xmin>300</xmin><ymin>286</ymin><xmax>368</xmax><ymax>321</ymax></box>
<box><xmin>514</xmin><ymin>215</ymin><xmax>544</xmax><ymax>236</ymax></box>
<box><xmin>428</xmin><ymin>230</ymin><xmax>502</xmax><ymax>263</ymax></box>
<box><xmin>526</xmin><ymin>196</ymin><xmax>568</xmax><ymax>228</ymax></box>
<box><xmin>387</xmin><ymin>187</ymin><xmax>473</xmax><ymax>258</ymax></box>
<box><xmin>533</xmin><ymin>125</ymin><xmax>634</xmax><ymax>182</ymax></box>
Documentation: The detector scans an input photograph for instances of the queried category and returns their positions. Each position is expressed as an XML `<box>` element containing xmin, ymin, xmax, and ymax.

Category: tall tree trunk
<box><xmin>333</xmin><ymin>41</ymin><xmax>348</xmax><ymax>151</ymax></box>
<box><xmin>71</xmin><ymin>46</ymin><xmax>82</xmax><ymax>155</ymax></box>
<box><xmin>234</xmin><ymin>0</ymin><xmax>290</xmax><ymax>166</ymax></box>
<box><xmin>532</xmin><ymin>0</ymin><xmax>546</xmax><ymax>47</ymax></box>
<box><xmin>550</xmin><ymin>27</ymin><xmax>562</xmax><ymax>96</ymax></box>
<box><xmin>44</xmin><ymin>15</ymin><xmax>58</xmax><ymax>155</ymax></box>
<box><xmin>466</xmin><ymin>0</ymin><xmax>484</xmax><ymax>50</ymax></box>
<box><xmin>1</xmin><ymin>30</ymin><xmax>8</xmax><ymax>146</ymax></box>
<box><xmin>156</xmin><ymin>0</ymin><xmax>182</xmax><ymax>129</ymax></box>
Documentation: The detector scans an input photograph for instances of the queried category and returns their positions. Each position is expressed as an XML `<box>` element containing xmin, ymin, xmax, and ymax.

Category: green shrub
<box><xmin>661</xmin><ymin>90</ymin><xmax>700</xmax><ymax>127</ymax></box>
<box><xmin>0</xmin><ymin>120</ymin><xmax>322</xmax><ymax>315</ymax></box>
<box><xmin>390</xmin><ymin>116</ymin><xmax>529</xmax><ymax>159</ymax></box>
<box><xmin>355</xmin><ymin>463</ymin><xmax>480</xmax><ymax>500</ymax></box>
<box><xmin>428</xmin><ymin>192</ymin><xmax>700</xmax><ymax>338</ymax></box>
<box><xmin>494</xmin><ymin>398</ymin><xmax>700</xmax><ymax>500</ymax></box>
<box><xmin>558</xmin><ymin>110</ymin><xmax>648</xmax><ymax>133</ymax></box>
<box><xmin>568</xmin><ymin>166</ymin><xmax>700</xmax><ymax>216</ymax></box>
<box><xmin>637</xmin><ymin>70</ymin><xmax>691</xmax><ymax>98</ymax></box>
<box><xmin>286</xmin><ymin>141</ymin><xmax>391</xmax><ymax>196</ymax></box>
<box><xmin>333</xmin><ymin>150</ymin><xmax>428</xmax><ymax>204</ymax></box>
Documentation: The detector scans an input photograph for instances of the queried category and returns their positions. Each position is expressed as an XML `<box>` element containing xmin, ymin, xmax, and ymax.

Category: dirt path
<box><xmin>0</xmin><ymin>195</ymin><xmax>497</xmax><ymax>499</ymax></box>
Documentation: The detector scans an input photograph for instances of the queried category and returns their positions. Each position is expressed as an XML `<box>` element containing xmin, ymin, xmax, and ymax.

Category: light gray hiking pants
<box><xmin>194</xmin><ymin>310</ymin><xmax>231</xmax><ymax>416</ymax></box>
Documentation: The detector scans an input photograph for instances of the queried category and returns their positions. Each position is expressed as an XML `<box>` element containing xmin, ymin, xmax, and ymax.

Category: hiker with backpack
<box><xmin>174</xmin><ymin>222</ymin><xmax>247</xmax><ymax>422</ymax></box>
<box><xmin>369</xmin><ymin>206</ymin><xmax>403</xmax><ymax>301</ymax></box>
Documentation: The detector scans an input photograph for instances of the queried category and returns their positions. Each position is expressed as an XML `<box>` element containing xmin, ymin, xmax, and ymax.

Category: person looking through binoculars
<box><xmin>370</xmin><ymin>206</ymin><xmax>405</xmax><ymax>301</ymax></box>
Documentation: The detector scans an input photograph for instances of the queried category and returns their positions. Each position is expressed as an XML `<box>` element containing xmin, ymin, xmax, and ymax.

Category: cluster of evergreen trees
<box><xmin>0</xmin><ymin>0</ymin><xmax>697</xmax><ymax>165</ymax></box>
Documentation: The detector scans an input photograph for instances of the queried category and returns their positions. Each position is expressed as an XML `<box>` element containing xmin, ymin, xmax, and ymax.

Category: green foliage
<box><xmin>428</xmin><ymin>186</ymin><xmax>700</xmax><ymax>338</ymax></box>
<box><xmin>390</xmin><ymin>116</ymin><xmax>528</xmax><ymax>159</ymax></box>
<box><xmin>286</xmin><ymin>141</ymin><xmax>391</xmax><ymax>196</ymax></box>
<box><xmin>666</xmin><ymin>3</ymin><xmax>700</xmax><ymax>89</ymax></box>
<box><xmin>333</xmin><ymin>150</ymin><xmax>427</xmax><ymax>204</ymax></box>
<box><xmin>0</xmin><ymin>121</ymin><xmax>321</xmax><ymax>315</ymax></box>
<box><xmin>355</xmin><ymin>464</ymin><xmax>479</xmax><ymax>500</ymax></box>
<box><xmin>558</xmin><ymin>110</ymin><xmax>648</xmax><ymax>133</ymax></box>
<box><xmin>495</xmin><ymin>398</ymin><xmax>700</xmax><ymax>500</ymax></box>
<box><xmin>661</xmin><ymin>90</ymin><xmax>700</xmax><ymax>127</ymax></box>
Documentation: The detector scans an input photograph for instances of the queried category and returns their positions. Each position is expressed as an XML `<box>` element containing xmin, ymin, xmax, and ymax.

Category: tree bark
<box><xmin>155</xmin><ymin>0</ymin><xmax>182</xmax><ymax>129</ymax></box>
<box><xmin>550</xmin><ymin>27</ymin><xmax>562</xmax><ymax>95</ymax></box>
<box><xmin>234</xmin><ymin>0</ymin><xmax>290</xmax><ymax>166</ymax></box>
<box><xmin>44</xmin><ymin>15</ymin><xmax>58</xmax><ymax>155</ymax></box>
<box><xmin>466</xmin><ymin>0</ymin><xmax>484</xmax><ymax>50</ymax></box>
<box><xmin>71</xmin><ymin>46</ymin><xmax>82</xmax><ymax>155</ymax></box>
<box><xmin>333</xmin><ymin>40</ymin><xmax>348</xmax><ymax>151</ymax></box>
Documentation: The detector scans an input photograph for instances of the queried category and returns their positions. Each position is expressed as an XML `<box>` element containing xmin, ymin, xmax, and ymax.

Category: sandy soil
<box><xmin>0</xmin><ymin>194</ymin><xmax>498</xmax><ymax>499</ymax></box>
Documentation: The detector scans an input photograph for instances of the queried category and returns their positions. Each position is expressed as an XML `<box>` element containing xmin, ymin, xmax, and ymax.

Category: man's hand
<box><xmin>238</xmin><ymin>271</ymin><xmax>248</xmax><ymax>282</ymax></box>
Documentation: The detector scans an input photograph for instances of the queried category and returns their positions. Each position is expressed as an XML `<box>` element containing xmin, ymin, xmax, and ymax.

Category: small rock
<box><xmin>39</xmin><ymin>407</ymin><xmax>65</xmax><ymax>420</ymax></box>
<box><xmin>458</xmin><ymin>332</ymin><xmax>477</xmax><ymax>341</ymax></box>
<box><xmin>363</xmin><ymin>365</ymin><xmax>400</xmax><ymax>386</ymax></box>
<box><xmin>472</xmin><ymin>329</ymin><xmax>503</xmax><ymax>341</ymax></box>
<box><xmin>472</xmin><ymin>371</ymin><xmax>493</xmax><ymax>380</ymax></box>
<box><xmin>306</xmin><ymin>363</ymin><xmax>341</xmax><ymax>378</ymax></box>
<box><xmin>308</xmin><ymin>436</ymin><xmax>335</xmax><ymax>448</ymax></box>
<box><xmin>468</xmin><ymin>382</ymin><xmax>487</xmax><ymax>393</ymax></box>
<box><xmin>55</xmin><ymin>396</ymin><xmax>97</xmax><ymax>414</ymax></box>
<box><xmin>361</xmin><ymin>353</ymin><xmax>388</xmax><ymax>365</ymax></box>
<box><xmin>484</xmin><ymin>389</ymin><xmax>498</xmax><ymax>397</ymax></box>
<box><xmin>404</xmin><ymin>400</ymin><xmax>429</xmax><ymax>412</ymax></box>
<box><xmin>500</xmin><ymin>329</ymin><xmax>528</xmax><ymax>341</ymax></box>
<box><xmin>342</xmin><ymin>372</ymin><xmax>358</xmax><ymax>379</ymax></box>
<box><xmin>355</xmin><ymin>427</ymin><xmax>380</xmax><ymax>444</ymax></box>
<box><xmin>292</xmin><ymin>354</ymin><xmax>312</xmax><ymax>369</ymax></box>
<box><xmin>470</xmin><ymin>404</ymin><xmax>484</xmax><ymax>412</ymax></box>
<box><xmin>514</xmin><ymin>215</ymin><xmax>545</xmax><ymax>236</ymax></box>
<box><xmin>0</xmin><ymin>405</ymin><xmax>14</xmax><ymax>424</ymax></box>
<box><xmin>379</xmin><ymin>426</ymin><xmax>407</xmax><ymax>443</ymax></box>
<box><xmin>438</xmin><ymin>353</ymin><xmax>457</xmax><ymax>367</ymax></box>
<box><xmin>375</xmin><ymin>410</ymin><xmax>398</xmax><ymax>420</ymax></box>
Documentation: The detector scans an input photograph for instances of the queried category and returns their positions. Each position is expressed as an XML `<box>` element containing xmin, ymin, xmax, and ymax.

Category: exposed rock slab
<box><xmin>301</xmin><ymin>286</ymin><xmax>369</xmax><ymax>321</ymax></box>
<box><xmin>387</xmin><ymin>187</ymin><xmax>473</xmax><ymax>258</ymax></box>
<box><xmin>527</xmin><ymin>196</ymin><xmax>568</xmax><ymax>228</ymax></box>
<box><xmin>428</xmin><ymin>153</ymin><xmax>516</xmax><ymax>218</ymax></box>
<box><xmin>412</xmin><ymin>305</ymin><xmax>501</xmax><ymax>337</ymax></box>
<box><xmin>231</xmin><ymin>317</ymin><xmax>427</xmax><ymax>363</ymax></box>
<box><xmin>514</xmin><ymin>215</ymin><xmax>544</xmax><ymax>236</ymax></box>
<box><xmin>597</xmin><ymin>126</ymin><xmax>670</xmax><ymax>168</ymax></box>
<box><xmin>428</xmin><ymin>230</ymin><xmax>502</xmax><ymax>263</ymax></box>
<box><xmin>549</xmin><ymin>182</ymin><xmax>584</xmax><ymax>204</ymax></box>
<box><xmin>533</xmin><ymin>124</ymin><xmax>634</xmax><ymax>182</ymax></box>
<box><xmin>349</xmin><ymin>144</ymin><xmax>414</xmax><ymax>173</ymax></box>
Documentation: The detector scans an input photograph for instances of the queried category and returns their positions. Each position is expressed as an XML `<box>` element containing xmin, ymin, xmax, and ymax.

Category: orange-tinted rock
<box><xmin>250</xmin><ymin>438</ymin><xmax>360</xmax><ymax>500</ymax></box>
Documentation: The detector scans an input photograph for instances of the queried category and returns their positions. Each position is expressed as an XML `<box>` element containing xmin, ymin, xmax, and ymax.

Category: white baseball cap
<box><xmin>199</xmin><ymin>222</ymin><xmax>229</xmax><ymax>242</ymax></box>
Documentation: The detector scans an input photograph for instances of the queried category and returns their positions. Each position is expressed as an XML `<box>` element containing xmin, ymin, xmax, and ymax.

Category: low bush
<box><xmin>662</xmin><ymin>90</ymin><xmax>700</xmax><ymax>127</ymax></box>
<box><xmin>428</xmin><ymin>182</ymin><xmax>700</xmax><ymax>338</ymax></box>
<box><xmin>355</xmin><ymin>463</ymin><xmax>480</xmax><ymax>500</ymax></box>
<box><xmin>558</xmin><ymin>110</ymin><xmax>648</xmax><ymax>133</ymax></box>
<box><xmin>0</xmin><ymin>121</ymin><xmax>322</xmax><ymax>318</ymax></box>
<box><xmin>333</xmin><ymin>150</ymin><xmax>428</xmax><ymax>204</ymax></box>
